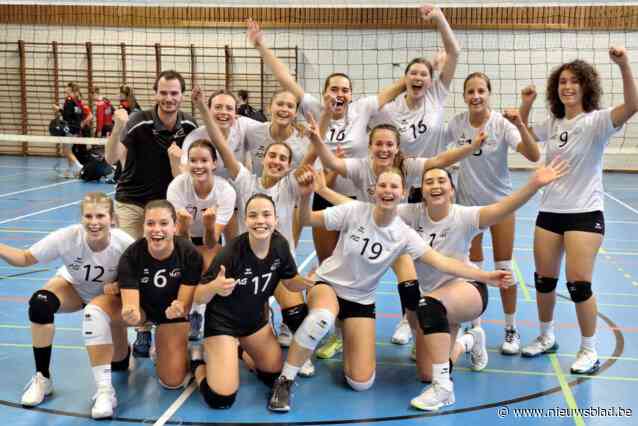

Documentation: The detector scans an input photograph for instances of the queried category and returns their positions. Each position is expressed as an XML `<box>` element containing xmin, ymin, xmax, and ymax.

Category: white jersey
<box><xmin>29</xmin><ymin>225</ymin><xmax>134</xmax><ymax>303</ymax></box>
<box><xmin>166</xmin><ymin>173</ymin><xmax>237</xmax><ymax>239</ymax></box>
<box><xmin>533</xmin><ymin>108</ymin><xmax>620</xmax><ymax>213</ymax></box>
<box><xmin>344</xmin><ymin>157</ymin><xmax>428</xmax><ymax>202</ymax></box>
<box><xmin>316</xmin><ymin>201</ymin><xmax>428</xmax><ymax>305</ymax></box>
<box><xmin>446</xmin><ymin>111</ymin><xmax>521</xmax><ymax>205</ymax></box>
<box><xmin>300</xmin><ymin>94</ymin><xmax>379</xmax><ymax>196</ymax></box>
<box><xmin>244</xmin><ymin>122</ymin><xmax>309</xmax><ymax>177</ymax></box>
<box><xmin>399</xmin><ymin>203</ymin><xmax>482</xmax><ymax>293</ymax></box>
<box><xmin>232</xmin><ymin>163</ymin><xmax>300</xmax><ymax>251</ymax></box>
<box><xmin>181</xmin><ymin>116</ymin><xmax>262</xmax><ymax>179</ymax></box>
<box><xmin>373</xmin><ymin>79</ymin><xmax>449</xmax><ymax>158</ymax></box>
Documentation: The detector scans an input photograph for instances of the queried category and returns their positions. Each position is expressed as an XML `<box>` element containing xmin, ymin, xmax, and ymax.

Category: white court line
<box><xmin>605</xmin><ymin>192</ymin><xmax>638</xmax><ymax>216</ymax></box>
<box><xmin>298</xmin><ymin>251</ymin><xmax>317</xmax><ymax>272</ymax></box>
<box><xmin>152</xmin><ymin>381</ymin><xmax>197</xmax><ymax>426</ymax></box>
<box><xmin>0</xmin><ymin>180</ymin><xmax>79</xmax><ymax>199</ymax></box>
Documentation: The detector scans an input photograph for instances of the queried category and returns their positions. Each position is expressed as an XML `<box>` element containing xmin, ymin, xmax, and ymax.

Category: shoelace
<box><xmin>504</xmin><ymin>329</ymin><xmax>516</xmax><ymax>343</ymax></box>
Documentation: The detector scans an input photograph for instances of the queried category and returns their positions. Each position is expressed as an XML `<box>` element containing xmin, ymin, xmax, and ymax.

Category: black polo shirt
<box><xmin>115</xmin><ymin>106</ymin><xmax>197</xmax><ymax>207</ymax></box>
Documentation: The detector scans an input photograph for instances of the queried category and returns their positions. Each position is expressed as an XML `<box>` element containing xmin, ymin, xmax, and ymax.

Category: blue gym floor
<box><xmin>0</xmin><ymin>155</ymin><xmax>636</xmax><ymax>425</ymax></box>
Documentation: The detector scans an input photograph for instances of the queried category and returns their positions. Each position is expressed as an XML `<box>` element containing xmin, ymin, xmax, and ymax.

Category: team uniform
<box><xmin>398</xmin><ymin>203</ymin><xmax>488</xmax><ymax>310</ymax></box>
<box><xmin>373</xmin><ymin>80</ymin><xmax>450</xmax><ymax>158</ymax></box>
<box><xmin>244</xmin><ymin>123</ymin><xmax>309</xmax><ymax>176</ymax></box>
<box><xmin>344</xmin><ymin>157</ymin><xmax>428</xmax><ymax>202</ymax></box>
<box><xmin>446</xmin><ymin>111</ymin><xmax>521</xmax><ymax>206</ymax></box>
<box><xmin>232</xmin><ymin>163</ymin><xmax>301</xmax><ymax>251</ymax></box>
<box><xmin>181</xmin><ymin>116</ymin><xmax>262</xmax><ymax>180</ymax></box>
<box><xmin>201</xmin><ymin>232</ymin><xmax>297</xmax><ymax>337</ymax></box>
<box><xmin>166</xmin><ymin>173</ymin><xmax>237</xmax><ymax>245</ymax></box>
<box><xmin>315</xmin><ymin>201</ymin><xmax>428</xmax><ymax>318</ymax></box>
<box><xmin>29</xmin><ymin>225</ymin><xmax>134</xmax><ymax>303</ymax></box>
<box><xmin>533</xmin><ymin>108</ymin><xmax>621</xmax><ymax>234</ymax></box>
<box><xmin>118</xmin><ymin>237</ymin><xmax>203</xmax><ymax>324</ymax></box>
<box><xmin>94</xmin><ymin>98</ymin><xmax>114</xmax><ymax>137</ymax></box>
<box><xmin>299</xmin><ymin>94</ymin><xmax>379</xmax><ymax>204</ymax></box>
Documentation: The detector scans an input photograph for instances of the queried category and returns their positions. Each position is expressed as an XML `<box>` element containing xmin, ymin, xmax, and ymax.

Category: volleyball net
<box><xmin>0</xmin><ymin>1</ymin><xmax>637</xmax><ymax>169</ymax></box>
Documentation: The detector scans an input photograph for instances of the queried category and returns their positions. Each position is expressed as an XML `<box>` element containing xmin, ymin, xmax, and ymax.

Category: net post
<box><xmin>18</xmin><ymin>40</ymin><xmax>28</xmax><ymax>155</ymax></box>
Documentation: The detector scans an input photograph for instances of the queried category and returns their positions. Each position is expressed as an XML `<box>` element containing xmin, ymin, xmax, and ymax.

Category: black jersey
<box><xmin>119</xmin><ymin>236</ymin><xmax>203</xmax><ymax>324</ymax></box>
<box><xmin>202</xmin><ymin>232</ymin><xmax>297</xmax><ymax>336</ymax></box>
<box><xmin>62</xmin><ymin>96</ymin><xmax>84</xmax><ymax>134</ymax></box>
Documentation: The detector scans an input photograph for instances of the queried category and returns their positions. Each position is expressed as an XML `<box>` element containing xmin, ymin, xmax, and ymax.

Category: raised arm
<box><xmin>502</xmin><ymin>109</ymin><xmax>541</xmax><ymax>162</ymax></box>
<box><xmin>105</xmin><ymin>108</ymin><xmax>128</xmax><ymax>165</ymax></box>
<box><xmin>478</xmin><ymin>158</ymin><xmax>568</xmax><ymax>229</ymax></box>
<box><xmin>377</xmin><ymin>77</ymin><xmax>407</xmax><ymax>110</ymax></box>
<box><xmin>518</xmin><ymin>85</ymin><xmax>539</xmax><ymax>141</ymax></box>
<box><xmin>247</xmin><ymin>19</ymin><xmax>305</xmax><ymax>101</ymax></box>
<box><xmin>306</xmin><ymin>107</ymin><xmax>347</xmax><ymax>176</ymax></box>
<box><xmin>192</xmin><ymin>87</ymin><xmax>241</xmax><ymax>179</ymax></box>
<box><xmin>0</xmin><ymin>244</ymin><xmax>38</xmax><ymax>267</ymax></box>
<box><xmin>424</xmin><ymin>131</ymin><xmax>486</xmax><ymax>170</ymax></box>
<box><xmin>609</xmin><ymin>47</ymin><xmax>638</xmax><ymax>128</ymax></box>
<box><xmin>311</xmin><ymin>167</ymin><xmax>353</xmax><ymax>206</ymax></box>
<box><xmin>420</xmin><ymin>5</ymin><xmax>460</xmax><ymax>89</ymax></box>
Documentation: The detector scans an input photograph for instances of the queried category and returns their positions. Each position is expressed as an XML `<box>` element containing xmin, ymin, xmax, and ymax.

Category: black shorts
<box><xmin>204</xmin><ymin>305</ymin><xmax>270</xmax><ymax>338</ymax></box>
<box><xmin>469</xmin><ymin>281</ymin><xmax>489</xmax><ymax>316</ymax></box>
<box><xmin>313</xmin><ymin>282</ymin><xmax>375</xmax><ymax>319</ymax></box>
<box><xmin>536</xmin><ymin>210</ymin><xmax>605</xmax><ymax>235</ymax></box>
<box><xmin>312</xmin><ymin>193</ymin><xmax>356</xmax><ymax>211</ymax></box>
<box><xmin>408</xmin><ymin>187</ymin><xmax>423</xmax><ymax>204</ymax></box>
<box><xmin>142</xmin><ymin>303</ymin><xmax>189</xmax><ymax>325</ymax></box>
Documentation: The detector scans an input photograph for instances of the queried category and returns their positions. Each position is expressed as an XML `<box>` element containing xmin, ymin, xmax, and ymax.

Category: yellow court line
<box><xmin>512</xmin><ymin>258</ymin><xmax>532</xmax><ymax>302</ymax></box>
<box><xmin>549</xmin><ymin>354</ymin><xmax>585</xmax><ymax>426</ymax></box>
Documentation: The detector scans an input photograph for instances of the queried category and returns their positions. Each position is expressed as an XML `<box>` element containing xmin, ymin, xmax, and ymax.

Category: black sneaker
<box><xmin>132</xmin><ymin>330</ymin><xmax>152</xmax><ymax>358</ymax></box>
<box><xmin>268</xmin><ymin>376</ymin><xmax>294</xmax><ymax>412</ymax></box>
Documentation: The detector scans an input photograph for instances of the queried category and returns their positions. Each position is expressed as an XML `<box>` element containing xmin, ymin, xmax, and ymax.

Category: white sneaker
<box><xmin>501</xmin><ymin>327</ymin><xmax>521</xmax><ymax>355</ymax></box>
<box><xmin>298</xmin><ymin>358</ymin><xmax>315</xmax><ymax>377</ymax></box>
<box><xmin>410</xmin><ymin>343</ymin><xmax>417</xmax><ymax>361</ymax></box>
<box><xmin>91</xmin><ymin>386</ymin><xmax>117</xmax><ymax>419</ymax></box>
<box><xmin>278</xmin><ymin>323</ymin><xmax>293</xmax><ymax>347</ymax></box>
<box><xmin>410</xmin><ymin>380</ymin><xmax>455</xmax><ymax>411</ymax></box>
<box><xmin>467</xmin><ymin>327</ymin><xmax>488</xmax><ymax>371</ymax></box>
<box><xmin>391</xmin><ymin>316</ymin><xmax>412</xmax><ymax>345</ymax></box>
<box><xmin>21</xmin><ymin>372</ymin><xmax>53</xmax><ymax>406</ymax></box>
<box><xmin>521</xmin><ymin>334</ymin><xmax>559</xmax><ymax>358</ymax></box>
<box><xmin>570</xmin><ymin>348</ymin><xmax>600</xmax><ymax>374</ymax></box>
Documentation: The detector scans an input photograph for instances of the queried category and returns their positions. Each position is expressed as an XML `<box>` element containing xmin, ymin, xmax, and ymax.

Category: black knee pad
<box><xmin>416</xmin><ymin>296</ymin><xmax>449</xmax><ymax>335</ymax></box>
<box><xmin>256</xmin><ymin>369</ymin><xmax>281</xmax><ymax>387</ymax></box>
<box><xmin>111</xmin><ymin>346</ymin><xmax>131</xmax><ymax>371</ymax></box>
<box><xmin>567</xmin><ymin>281</ymin><xmax>593</xmax><ymax>303</ymax></box>
<box><xmin>282</xmin><ymin>303</ymin><xmax>308</xmax><ymax>333</ymax></box>
<box><xmin>398</xmin><ymin>280</ymin><xmax>420</xmax><ymax>312</ymax></box>
<box><xmin>199</xmin><ymin>379</ymin><xmax>237</xmax><ymax>409</ymax></box>
<box><xmin>28</xmin><ymin>290</ymin><xmax>61</xmax><ymax>324</ymax></box>
<box><xmin>534</xmin><ymin>273</ymin><xmax>558</xmax><ymax>294</ymax></box>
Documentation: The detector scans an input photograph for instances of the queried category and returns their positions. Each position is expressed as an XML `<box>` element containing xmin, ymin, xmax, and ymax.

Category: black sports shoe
<box><xmin>132</xmin><ymin>330</ymin><xmax>152</xmax><ymax>358</ymax></box>
<box><xmin>268</xmin><ymin>376</ymin><xmax>294</xmax><ymax>412</ymax></box>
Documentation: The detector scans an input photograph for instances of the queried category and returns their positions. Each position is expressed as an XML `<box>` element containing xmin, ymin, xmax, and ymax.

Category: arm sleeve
<box><xmin>323</xmin><ymin>202</ymin><xmax>356</xmax><ymax>232</ymax></box>
<box><xmin>215</xmin><ymin>181</ymin><xmax>237</xmax><ymax>225</ymax></box>
<box><xmin>29</xmin><ymin>228</ymin><xmax>71</xmax><ymax>263</ymax></box>
<box><xmin>117</xmin><ymin>247</ymin><xmax>140</xmax><ymax>290</ymax></box>
<box><xmin>404</xmin><ymin>228</ymin><xmax>429</xmax><ymax>259</ymax></box>
<box><xmin>166</xmin><ymin>178</ymin><xmax>186</xmax><ymax>210</ymax></box>
<box><xmin>181</xmin><ymin>243</ymin><xmax>204</xmax><ymax>285</ymax></box>
<box><xmin>276</xmin><ymin>234</ymin><xmax>298</xmax><ymax>280</ymax></box>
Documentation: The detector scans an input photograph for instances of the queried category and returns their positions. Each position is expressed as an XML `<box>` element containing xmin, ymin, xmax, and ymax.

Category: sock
<box><xmin>540</xmin><ymin>321</ymin><xmax>554</xmax><ymax>338</ymax></box>
<box><xmin>92</xmin><ymin>364</ymin><xmax>112</xmax><ymax>389</ymax></box>
<box><xmin>581</xmin><ymin>335</ymin><xmax>596</xmax><ymax>352</ymax></box>
<box><xmin>33</xmin><ymin>346</ymin><xmax>52</xmax><ymax>378</ymax></box>
<box><xmin>504</xmin><ymin>314</ymin><xmax>516</xmax><ymax>329</ymax></box>
<box><xmin>281</xmin><ymin>362</ymin><xmax>301</xmax><ymax>381</ymax></box>
<box><xmin>432</xmin><ymin>362</ymin><xmax>451</xmax><ymax>386</ymax></box>
<box><xmin>457</xmin><ymin>333</ymin><xmax>474</xmax><ymax>353</ymax></box>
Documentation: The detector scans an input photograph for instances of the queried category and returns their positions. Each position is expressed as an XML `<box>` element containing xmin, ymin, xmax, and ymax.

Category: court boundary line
<box><xmin>0</xmin><ymin>180</ymin><xmax>79</xmax><ymax>199</ymax></box>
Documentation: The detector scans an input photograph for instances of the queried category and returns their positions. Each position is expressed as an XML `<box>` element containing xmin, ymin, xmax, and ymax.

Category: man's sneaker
<box><xmin>391</xmin><ymin>316</ymin><xmax>412</xmax><ymax>345</ymax></box>
<box><xmin>91</xmin><ymin>386</ymin><xmax>117</xmax><ymax>419</ymax></box>
<box><xmin>133</xmin><ymin>330</ymin><xmax>152</xmax><ymax>358</ymax></box>
<box><xmin>298</xmin><ymin>358</ymin><xmax>315</xmax><ymax>377</ymax></box>
<box><xmin>268</xmin><ymin>376</ymin><xmax>294</xmax><ymax>412</ymax></box>
<box><xmin>521</xmin><ymin>335</ymin><xmax>559</xmax><ymax>358</ymax></box>
<box><xmin>316</xmin><ymin>334</ymin><xmax>343</xmax><ymax>359</ymax></box>
<box><xmin>467</xmin><ymin>327</ymin><xmax>488</xmax><ymax>371</ymax></box>
<box><xmin>570</xmin><ymin>348</ymin><xmax>600</xmax><ymax>374</ymax></box>
<box><xmin>277</xmin><ymin>323</ymin><xmax>293</xmax><ymax>347</ymax></box>
<box><xmin>410</xmin><ymin>343</ymin><xmax>417</xmax><ymax>361</ymax></box>
<box><xmin>21</xmin><ymin>373</ymin><xmax>53</xmax><ymax>407</ymax></box>
<box><xmin>189</xmin><ymin>312</ymin><xmax>203</xmax><ymax>341</ymax></box>
<box><xmin>501</xmin><ymin>327</ymin><xmax>521</xmax><ymax>355</ymax></box>
<box><xmin>410</xmin><ymin>380</ymin><xmax>455</xmax><ymax>411</ymax></box>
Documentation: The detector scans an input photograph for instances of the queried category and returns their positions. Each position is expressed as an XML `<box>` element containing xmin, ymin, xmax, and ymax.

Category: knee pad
<box><xmin>282</xmin><ymin>303</ymin><xmax>308</xmax><ymax>333</ymax></box>
<box><xmin>82</xmin><ymin>304</ymin><xmax>113</xmax><ymax>346</ymax></box>
<box><xmin>567</xmin><ymin>281</ymin><xmax>593</xmax><ymax>303</ymax></box>
<box><xmin>416</xmin><ymin>296</ymin><xmax>449</xmax><ymax>335</ymax></box>
<box><xmin>199</xmin><ymin>379</ymin><xmax>237</xmax><ymax>409</ymax></box>
<box><xmin>256</xmin><ymin>369</ymin><xmax>281</xmax><ymax>387</ymax></box>
<box><xmin>294</xmin><ymin>308</ymin><xmax>335</xmax><ymax>351</ymax></box>
<box><xmin>534</xmin><ymin>273</ymin><xmax>558</xmax><ymax>293</ymax></box>
<box><xmin>398</xmin><ymin>280</ymin><xmax>420</xmax><ymax>312</ymax></box>
<box><xmin>345</xmin><ymin>371</ymin><xmax>376</xmax><ymax>391</ymax></box>
<box><xmin>111</xmin><ymin>346</ymin><xmax>131</xmax><ymax>372</ymax></box>
<box><xmin>28</xmin><ymin>290</ymin><xmax>61</xmax><ymax>324</ymax></box>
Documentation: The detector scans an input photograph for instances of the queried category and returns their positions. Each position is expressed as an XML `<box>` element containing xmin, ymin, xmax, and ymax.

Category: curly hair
<box><xmin>546</xmin><ymin>60</ymin><xmax>601</xmax><ymax>119</ymax></box>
